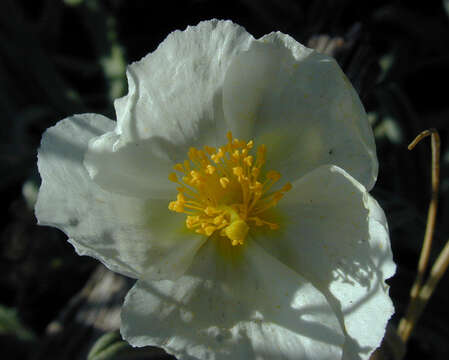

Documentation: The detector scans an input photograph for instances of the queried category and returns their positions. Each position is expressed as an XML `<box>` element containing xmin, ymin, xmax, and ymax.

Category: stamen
<box><xmin>220</xmin><ymin>177</ymin><xmax>230</xmax><ymax>189</ymax></box>
<box><xmin>174</xmin><ymin>163</ymin><xmax>184</xmax><ymax>172</ymax></box>
<box><xmin>168</xmin><ymin>132</ymin><xmax>291</xmax><ymax>245</ymax></box>
<box><xmin>168</xmin><ymin>173</ymin><xmax>178</xmax><ymax>182</ymax></box>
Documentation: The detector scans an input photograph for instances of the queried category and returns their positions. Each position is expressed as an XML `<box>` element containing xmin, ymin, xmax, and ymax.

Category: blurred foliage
<box><xmin>86</xmin><ymin>331</ymin><xmax>172</xmax><ymax>360</ymax></box>
<box><xmin>0</xmin><ymin>305</ymin><xmax>36</xmax><ymax>360</ymax></box>
<box><xmin>0</xmin><ymin>305</ymin><xmax>36</xmax><ymax>341</ymax></box>
<box><xmin>1</xmin><ymin>0</ymin><xmax>449</xmax><ymax>359</ymax></box>
<box><xmin>87</xmin><ymin>332</ymin><xmax>129</xmax><ymax>360</ymax></box>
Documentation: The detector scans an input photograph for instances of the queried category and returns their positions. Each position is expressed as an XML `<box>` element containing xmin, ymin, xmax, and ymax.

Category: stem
<box><xmin>398</xmin><ymin>129</ymin><xmax>440</xmax><ymax>342</ymax></box>
<box><xmin>399</xmin><ymin>239</ymin><xmax>449</xmax><ymax>344</ymax></box>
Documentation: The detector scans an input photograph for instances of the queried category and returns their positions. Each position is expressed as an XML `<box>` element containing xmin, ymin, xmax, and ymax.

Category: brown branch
<box><xmin>398</xmin><ymin>129</ymin><xmax>440</xmax><ymax>342</ymax></box>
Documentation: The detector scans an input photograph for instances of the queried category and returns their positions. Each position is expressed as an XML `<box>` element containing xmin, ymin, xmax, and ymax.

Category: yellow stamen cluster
<box><xmin>168</xmin><ymin>132</ymin><xmax>292</xmax><ymax>246</ymax></box>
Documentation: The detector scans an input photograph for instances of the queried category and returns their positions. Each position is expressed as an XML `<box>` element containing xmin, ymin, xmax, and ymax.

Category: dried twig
<box><xmin>398</xmin><ymin>129</ymin><xmax>440</xmax><ymax>342</ymax></box>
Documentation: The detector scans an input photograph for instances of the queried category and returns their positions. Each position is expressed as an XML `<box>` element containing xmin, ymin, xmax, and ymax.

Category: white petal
<box><xmin>223</xmin><ymin>32</ymin><xmax>377</xmax><ymax>190</ymax></box>
<box><xmin>143</xmin><ymin>229</ymin><xmax>207</xmax><ymax>281</ymax></box>
<box><xmin>36</xmin><ymin>114</ymin><xmax>204</xmax><ymax>279</ymax></box>
<box><xmin>255</xmin><ymin>165</ymin><xmax>395</xmax><ymax>359</ymax></box>
<box><xmin>115</xmin><ymin>20</ymin><xmax>253</xmax><ymax>148</ymax></box>
<box><xmin>341</xmin><ymin>196</ymin><xmax>395</xmax><ymax>360</ymax></box>
<box><xmin>85</xmin><ymin>20</ymin><xmax>254</xmax><ymax>198</ymax></box>
<box><xmin>84</xmin><ymin>132</ymin><xmax>177</xmax><ymax>199</ymax></box>
<box><xmin>121</xmin><ymin>239</ymin><xmax>344</xmax><ymax>360</ymax></box>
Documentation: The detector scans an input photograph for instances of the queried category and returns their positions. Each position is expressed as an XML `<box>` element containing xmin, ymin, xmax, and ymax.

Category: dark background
<box><xmin>1</xmin><ymin>0</ymin><xmax>449</xmax><ymax>359</ymax></box>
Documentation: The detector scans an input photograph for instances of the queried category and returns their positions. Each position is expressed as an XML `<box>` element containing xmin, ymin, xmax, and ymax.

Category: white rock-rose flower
<box><xmin>36</xmin><ymin>20</ymin><xmax>395</xmax><ymax>360</ymax></box>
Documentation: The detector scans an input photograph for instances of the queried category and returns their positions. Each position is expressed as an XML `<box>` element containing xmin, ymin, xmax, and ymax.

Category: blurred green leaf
<box><xmin>88</xmin><ymin>331</ymin><xmax>123</xmax><ymax>359</ymax></box>
<box><xmin>0</xmin><ymin>305</ymin><xmax>36</xmax><ymax>342</ymax></box>
<box><xmin>87</xmin><ymin>331</ymin><xmax>168</xmax><ymax>360</ymax></box>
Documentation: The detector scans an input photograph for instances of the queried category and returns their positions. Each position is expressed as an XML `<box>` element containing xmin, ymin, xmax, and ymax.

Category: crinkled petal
<box><xmin>115</xmin><ymin>19</ymin><xmax>253</xmax><ymax>147</ymax></box>
<box><xmin>223</xmin><ymin>32</ymin><xmax>377</xmax><ymax>190</ymax></box>
<box><xmin>36</xmin><ymin>114</ymin><xmax>204</xmax><ymax>279</ymax></box>
<box><xmin>121</xmin><ymin>239</ymin><xmax>344</xmax><ymax>360</ymax></box>
<box><xmin>84</xmin><ymin>132</ymin><xmax>177</xmax><ymax>199</ymax></box>
<box><xmin>341</xmin><ymin>195</ymin><xmax>395</xmax><ymax>360</ymax></box>
<box><xmin>85</xmin><ymin>20</ymin><xmax>254</xmax><ymax>198</ymax></box>
<box><xmin>254</xmin><ymin>165</ymin><xmax>395</xmax><ymax>359</ymax></box>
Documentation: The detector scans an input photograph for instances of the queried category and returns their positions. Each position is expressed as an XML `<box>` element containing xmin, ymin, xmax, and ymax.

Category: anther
<box><xmin>206</xmin><ymin>165</ymin><xmax>216</xmax><ymax>175</ymax></box>
<box><xmin>220</xmin><ymin>177</ymin><xmax>230</xmax><ymax>189</ymax></box>
<box><xmin>244</xmin><ymin>156</ymin><xmax>253</xmax><ymax>167</ymax></box>
<box><xmin>233</xmin><ymin>167</ymin><xmax>243</xmax><ymax>177</ymax></box>
<box><xmin>169</xmin><ymin>173</ymin><xmax>178</xmax><ymax>182</ymax></box>
<box><xmin>174</xmin><ymin>164</ymin><xmax>184</xmax><ymax>172</ymax></box>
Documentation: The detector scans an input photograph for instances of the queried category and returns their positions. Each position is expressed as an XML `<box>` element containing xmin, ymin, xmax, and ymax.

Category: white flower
<box><xmin>36</xmin><ymin>20</ymin><xmax>395</xmax><ymax>360</ymax></box>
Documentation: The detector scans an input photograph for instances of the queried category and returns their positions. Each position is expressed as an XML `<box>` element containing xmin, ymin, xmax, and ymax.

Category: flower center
<box><xmin>168</xmin><ymin>132</ymin><xmax>291</xmax><ymax>246</ymax></box>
